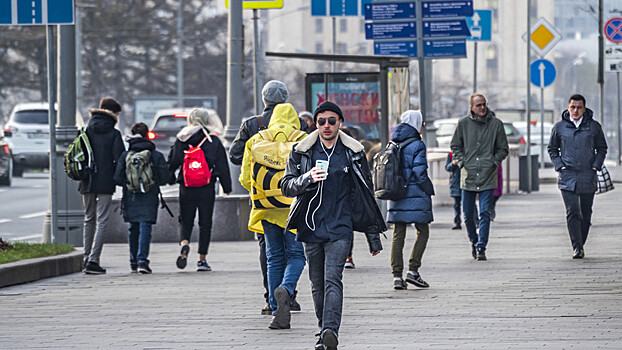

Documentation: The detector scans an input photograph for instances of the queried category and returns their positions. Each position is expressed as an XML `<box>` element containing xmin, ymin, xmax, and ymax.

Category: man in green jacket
<box><xmin>450</xmin><ymin>94</ymin><xmax>509</xmax><ymax>261</ymax></box>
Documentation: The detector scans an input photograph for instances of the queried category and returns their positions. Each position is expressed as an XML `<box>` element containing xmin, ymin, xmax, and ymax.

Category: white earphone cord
<box><xmin>305</xmin><ymin>143</ymin><xmax>335</xmax><ymax>231</ymax></box>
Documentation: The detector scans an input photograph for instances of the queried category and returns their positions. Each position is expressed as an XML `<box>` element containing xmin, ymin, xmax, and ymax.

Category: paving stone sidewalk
<box><xmin>1</xmin><ymin>183</ymin><xmax>621</xmax><ymax>349</ymax></box>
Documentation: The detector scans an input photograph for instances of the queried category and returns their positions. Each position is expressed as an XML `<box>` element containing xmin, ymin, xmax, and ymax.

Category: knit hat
<box><xmin>400</xmin><ymin>110</ymin><xmax>423</xmax><ymax>133</ymax></box>
<box><xmin>99</xmin><ymin>97</ymin><xmax>122</xmax><ymax>114</ymax></box>
<box><xmin>313</xmin><ymin>101</ymin><xmax>344</xmax><ymax>123</ymax></box>
<box><xmin>261</xmin><ymin>80</ymin><xmax>289</xmax><ymax>106</ymax></box>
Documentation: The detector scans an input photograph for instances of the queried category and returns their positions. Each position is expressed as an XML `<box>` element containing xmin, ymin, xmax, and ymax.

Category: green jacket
<box><xmin>450</xmin><ymin>110</ymin><xmax>509</xmax><ymax>192</ymax></box>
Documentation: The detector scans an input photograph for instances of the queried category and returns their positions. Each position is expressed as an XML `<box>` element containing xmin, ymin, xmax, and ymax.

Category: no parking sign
<box><xmin>604</xmin><ymin>17</ymin><xmax>622</xmax><ymax>72</ymax></box>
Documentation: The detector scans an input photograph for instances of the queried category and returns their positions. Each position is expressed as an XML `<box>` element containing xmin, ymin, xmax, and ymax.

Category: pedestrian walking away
<box><xmin>547</xmin><ymin>94</ymin><xmax>607</xmax><ymax>259</ymax></box>
<box><xmin>386</xmin><ymin>111</ymin><xmax>434</xmax><ymax>290</ymax></box>
<box><xmin>239</xmin><ymin>103</ymin><xmax>307</xmax><ymax>330</ymax></box>
<box><xmin>229</xmin><ymin>80</ymin><xmax>305</xmax><ymax>315</ymax></box>
<box><xmin>450</xmin><ymin>94</ymin><xmax>509</xmax><ymax>261</ymax></box>
<box><xmin>168</xmin><ymin>108</ymin><xmax>232</xmax><ymax>272</ymax></box>
<box><xmin>113</xmin><ymin>122</ymin><xmax>171</xmax><ymax>274</ymax></box>
<box><xmin>280</xmin><ymin>101</ymin><xmax>385</xmax><ymax>350</ymax></box>
<box><xmin>80</xmin><ymin>97</ymin><xmax>125</xmax><ymax>275</ymax></box>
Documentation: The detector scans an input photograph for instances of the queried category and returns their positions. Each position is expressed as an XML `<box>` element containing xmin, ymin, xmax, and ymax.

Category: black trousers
<box><xmin>257</xmin><ymin>233</ymin><xmax>269</xmax><ymax>303</ymax></box>
<box><xmin>560</xmin><ymin>190</ymin><xmax>595</xmax><ymax>251</ymax></box>
<box><xmin>179</xmin><ymin>185</ymin><xmax>215</xmax><ymax>256</ymax></box>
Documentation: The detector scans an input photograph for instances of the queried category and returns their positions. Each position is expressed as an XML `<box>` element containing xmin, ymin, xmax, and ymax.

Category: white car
<box><xmin>3</xmin><ymin>103</ymin><xmax>51</xmax><ymax>176</ymax></box>
<box><xmin>512</xmin><ymin>121</ymin><xmax>553</xmax><ymax>167</ymax></box>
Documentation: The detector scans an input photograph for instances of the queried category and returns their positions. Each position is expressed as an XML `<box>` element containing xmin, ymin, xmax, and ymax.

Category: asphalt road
<box><xmin>0</xmin><ymin>172</ymin><xmax>49</xmax><ymax>242</ymax></box>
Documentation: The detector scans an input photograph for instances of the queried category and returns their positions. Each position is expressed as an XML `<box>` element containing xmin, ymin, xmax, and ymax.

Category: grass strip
<box><xmin>0</xmin><ymin>242</ymin><xmax>75</xmax><ymax>265</ymax></box>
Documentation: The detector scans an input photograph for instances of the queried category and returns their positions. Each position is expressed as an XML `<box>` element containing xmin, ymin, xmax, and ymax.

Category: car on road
<box><xmin>434</xmin><ymin>117</ymin><xmax>527</xmax><ymax>155</ymax></box>
<box><xmin>513</xmin><ymin>121</ymin><xmax>553</xmax><ymax>167</ymax></box>
<box><xmin>0</xmin><ymin>131</ymin><xmax>13</xmax><ymax>186</ymax></box>
<box><xmin>3</xmin><ymin>103</ymin><xmax>51</xmax><ymax>176</ymax></box>
<box><xmin>148</xmin><ymin>108</ymin><xmax>223</xmax><ymax>156</ymax></box>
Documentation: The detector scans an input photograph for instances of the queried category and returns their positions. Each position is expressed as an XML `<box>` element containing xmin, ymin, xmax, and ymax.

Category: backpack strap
<box><xmin>288</xmin><ymin>130</ymin><xmax>306</xmax><ymax>142</ymax></box>
<box><xmin>256</xmin><ymin>115</ymin><xmax>266</xmax><ymax>130</ymax></box>
<box><xmin>258</xmin><ymin>129</ymin><xmax>273</xmax><ymax>142</ymax></box>
<box><xmin>196</xmin><ymin>136</ymin><xmax>208</xmax><ymax>148</ymax></box>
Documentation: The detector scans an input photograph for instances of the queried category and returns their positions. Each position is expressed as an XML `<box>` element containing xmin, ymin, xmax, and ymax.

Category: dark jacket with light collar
<box><xmin>279</xmin><ymin>130</ymin><xmax>385</xmax><ymax>252</ymax></box>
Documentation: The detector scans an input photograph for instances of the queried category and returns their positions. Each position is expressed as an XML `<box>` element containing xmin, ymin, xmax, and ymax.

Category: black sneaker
<box><xmin>406</xmin><ymin>271</ymin><xmax>430</xmax><ymax>288</ymax></box>
<box><xmin>84</xmin><ymin>261</ymin><xmax>106</xmax><ymax>275</ymax></box>
<box><xmin>83</xmin><ymin>257</ymin><xmax>89</xmax><ymax>271</ymax></box>
<box><xmin>573</xmin><ymin>248</ymin><xmax>585</xmax><ymax>259</ymax></box>
<box><xmin>471</xmin><ymin>244</ymin><xmax>477</xmax><ymax>259</ymax></box>
<box><xmin>138</xmin><ymin>261</ymin><xmax>152</xmax><ymax>274</ymax></box>
<box><xmin>268</xmin><ymin>286</ymin><xmax>291</xmax><ymax>329</ymax></box>
<box><xmin>452</xmin><ymin>224</ymin><xmax>462</xmax><ymax>230</ymax></box>
<box><xmin>176</xmin><ymin>244</ymin><xmax>190</xmax><ymax>269</ymax></box>
<box><xmin>393</xmin><ymin>277</ymin><xmax>407</xmax><ymax>290</ymax></box>
<box><xmin>315</xmin><ymin>336</ymin><xmax>324</xmax><ymax>350</ymax></box>
<box><xmin>476</xmin><ymin>249</ymin><xmax>487</xmax><ymax>261</ymax></box>
<box><xmin>321</xmin><ymin>329</ymin><xmax>339</xmax><ymax>350</ymax></box>
<box><xmin>290</xmin><ymin>290</ymin><xmax>301</xmax><ymax>312</ymax></box>
<box><xmin>261</xmin><ymin>303</ymin><xmax>274</xmax><ymax>316</ymax></box>
<box><xmin>130</xmin><ymin>263</ymin><xmax>138</xmax><ymax>273</ymax></box>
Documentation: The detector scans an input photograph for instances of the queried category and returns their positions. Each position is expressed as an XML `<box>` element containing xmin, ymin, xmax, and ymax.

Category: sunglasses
<box><xmin>317</xmin><ymin>117</ymin><xmax>337</xmax><ymax>126</ymax></box>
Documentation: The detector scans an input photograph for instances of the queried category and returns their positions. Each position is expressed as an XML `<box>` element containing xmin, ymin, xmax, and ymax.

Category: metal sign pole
<box><xmin>45</xmin><ymin>25</ymin><xmax>57</xmax><ymax>243</ymax></box>
<box><xmin>526</xmin><ymin>0</ymin><xmax>532</xmax><ymax>193</ymax></box>
<box><xmin>473</xmin><ymin>42</ymin><xmax>478</xmax><ymax>93</ymax></box>
<box><xmin>332</xmin><ymin>17</ymin><xmax>336</xmax><ymax>72</ymax></box>
<box><xmin>540</xmin><ymin>86</ymin><xmax>545</xmax><ymax>169</ymax></box>
<box><xmin>618</xmin><ymin>71</ymin><xmax>621</xmax><ymax>166</ymax></box>
<box><xmin>253</xmin><ymin>9</ymin><xmax>261</xmax><ymax>115</ymax></box>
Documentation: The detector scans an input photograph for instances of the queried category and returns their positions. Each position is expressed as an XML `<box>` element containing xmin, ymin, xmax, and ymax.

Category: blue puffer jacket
<box><xmin>387</xmin><ymin>123</ymin><xmax>434</xmax><ymax>224</ymax></box>
<box><xmin>548</xmin><ymin>108</ymin><xmax>607</xmax><ymax>193</ymax></box>
<box><xmin>445</xmin><ymin>152</ymin><xmax>461</xmax><ymax>197</ymax></box>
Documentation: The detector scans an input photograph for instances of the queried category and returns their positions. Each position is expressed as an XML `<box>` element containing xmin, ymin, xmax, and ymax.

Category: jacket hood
<box><xmin>561</xmin><ymin>108</ymin><xmax>594</xmax><ymax>124</ymax></box>
<box><xmin>177</xmin><ymin>125</ymin><xmax>211</xmax><ymax>143</ymax></box>
<box><xmin>126</xmin><ymin>135</ymin><xmax>155</xmax><ymax>152</ymax></box>
<box><xmin>391</xmin><ymin>123</ymin><xmax>422</xmax><ymax>143</ymax></box>
<box><xmin>468</xmin><ymin>108</ymin><xmax>495</xmax><ymax>123</ymax></box>
<box><xmin>294</xmin><ymin>130</ymin><xmax>364</xmax><ymax>153</ymax></box>
<box><xmin>88</xmin><ymin>109</ymin><xmax>118</xmax><ymax>133</ymax></box>
<box><xmin>184</xmin><ymin>129</ymin><xmax>211</xmax><ymax>146</ymax></box>
<box><xmin>400</xmin><ymin>110</ymin><xmax>423</xmax><ymax>133</ymax></box>
<box><xmin>264</xmin><ymin>103</ymin><xmax>301</xmax><ymax>142</ymax></box>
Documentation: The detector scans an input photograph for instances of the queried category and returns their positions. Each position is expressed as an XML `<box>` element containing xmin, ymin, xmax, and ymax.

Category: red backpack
<box><xmin>183</xmin><ymin>137</ymin><xmax>211</xmax><ymax>187</ymax></box>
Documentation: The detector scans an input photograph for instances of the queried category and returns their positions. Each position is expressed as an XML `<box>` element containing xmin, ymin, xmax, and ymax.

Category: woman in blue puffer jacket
<box><xmin>387</xmin><ymin>110</ymin><xmax>435</xmax><ymax>291</ymax></box>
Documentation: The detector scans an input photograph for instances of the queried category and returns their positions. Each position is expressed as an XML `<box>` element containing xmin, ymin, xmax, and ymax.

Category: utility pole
<box><xmin>526</xmin><ymin>0</ymin><xmax>532</xmax><ymax>193</ymax></box>
<box><xmin>177</xmin><ymin>0</ymin><xmax>184</xmax><ymax>108</ymax></box>
<box><xmin>598</xmin><ymin>0</ymin><xmax>604</xmax><ymax>125</ymax></box>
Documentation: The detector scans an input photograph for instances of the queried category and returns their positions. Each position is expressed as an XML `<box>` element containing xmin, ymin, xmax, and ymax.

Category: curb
<box><xmin>0</xmin><ymin>250</ymin><xmax>83</xmax><ymax>289</ymax></box>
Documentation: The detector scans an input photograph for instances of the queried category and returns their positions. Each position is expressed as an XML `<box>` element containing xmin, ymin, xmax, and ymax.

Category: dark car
<box><xmin>148</xmin><ymin>108</ymin><xmax>223</xmax><ymax>156</ymax></box>
<box><xmin>0</xmin><ymin>132</ymin><xmax>13</xmax><ymax>186</ymax></box>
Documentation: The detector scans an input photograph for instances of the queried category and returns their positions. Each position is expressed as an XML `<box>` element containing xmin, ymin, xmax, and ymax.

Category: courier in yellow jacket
<box><xmin>239</xmin><ymin>102</ymin><xmax>307</xmax><ymax>329</ymax></box>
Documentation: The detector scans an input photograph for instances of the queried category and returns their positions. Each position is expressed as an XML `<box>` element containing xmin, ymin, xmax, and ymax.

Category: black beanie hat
<box><xmin>313</xmin><ymin>101</ymin><xmax>344</xmax><ymax>123</ymax></box>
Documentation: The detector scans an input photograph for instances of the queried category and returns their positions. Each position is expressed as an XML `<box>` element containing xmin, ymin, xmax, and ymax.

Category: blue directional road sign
<box><xmin>0</xmin><ymin>0</ymin><xmax>74</xmax><ymax>25</ymax></box>
<box><xmin>423</xmin><ymin>19</ymin><xmax>470</xmax><ymax>38</ymax></box>
<box><xmin>422</xmin><ymin>0</ymin><xmax>473</xmax><ymax>18</ymax></box>
<box><xmin>466</xmin><ymin>9</ymin><xmax>491</xmax><ymax>41</ymax></box>
<box><xmin>312</xmin><ymin>0</ymin><xmax>359</xmax><ymax>16</ymax></box>
<box><xmin>364</xmin><ymin>2</ymin><xmax>415</xmax><ymax>21</ymax></box>
<box><xmin>365</xmin><ymin>21</ymin><xmax>417</xmax><ymax>40</ymax></box>
<box><xmin>424</xmin><ymin>39</ymin><xmax>467</xmax><ymax>58</ymax></box>
<box><xmin>374</xmin><ymin>41</ymin><xmax>417</xmax><ymax>57</ymax></box>
<box><xmin>530</xmin><ymin>59</ymin><xmax>556</xmax><ymax>88</ymax></box>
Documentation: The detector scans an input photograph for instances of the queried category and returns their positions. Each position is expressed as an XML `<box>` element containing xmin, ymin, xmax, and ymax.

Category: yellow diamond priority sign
<box><xmin>522</xmin><ymin>17</ymin><xmax>562</xmax><ymax>57</ymax></box>
<box><xmin>225</xmin><ymin>0</ymin><xmax>283</xmax><ymax>9</ymax></box>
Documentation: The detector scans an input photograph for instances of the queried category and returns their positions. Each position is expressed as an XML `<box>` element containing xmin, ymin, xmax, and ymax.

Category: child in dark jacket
<box><xmin>114</xmin><ymin>123</ymin><xmax>171</xmax><ymax>273</ymax></box>
<box><xmin>445</xmin><ymin>152</ymin><xmax>479</xmax><ymax>230</ymax></box>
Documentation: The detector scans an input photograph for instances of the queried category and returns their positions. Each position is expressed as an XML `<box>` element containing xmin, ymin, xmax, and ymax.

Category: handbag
<box><xmin>596</xmin><ymin>165</ymin><xmax>614</xmax><ymax>194</ymax></box>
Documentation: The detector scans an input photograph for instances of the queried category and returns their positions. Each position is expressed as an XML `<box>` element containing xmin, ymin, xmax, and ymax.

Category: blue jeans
<box><xmin>304</xmin><ymin>238</ymin><xmax>351</xmax><ymax>336</ymax></box>
<box><xmin>128</xmin><ymin>221</ymin><xmax>152</xmax><ymax>264</ymax></box>
<box><xmin>262</xmin><ymin>221</ymin><xmax>306</xmax><ymax>310</ymax></box>
<box><xmin>462</xmin><ymin>189</ymin><xmax>493</xmax><ymax>250</ymax></box>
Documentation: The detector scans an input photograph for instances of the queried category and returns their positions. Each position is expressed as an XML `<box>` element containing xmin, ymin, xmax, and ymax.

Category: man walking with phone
<box><xmin>280</xmin><ymin>101</ymin><xmax>385</xmax><ymax>350</ymax></box>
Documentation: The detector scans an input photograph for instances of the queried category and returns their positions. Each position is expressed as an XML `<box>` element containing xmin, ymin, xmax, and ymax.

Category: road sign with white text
<box><xmin>530</xmin><ymin>59</ymin><xmax>556</xmax><ymax>88</ymax></box>
<box><xmin>225</xmin><ymin>0</ymin><xmax>283</xmax><ymax>9</ymax></box>
<box><xmin>365</xmin><ymin>21</ymin><xmax>417</xmax><ymax>40</ymax></box>
<box><xmin>0</xmin><ymin>0</ymin><xmax>74</xmax><ymax>25</ymax></box>
<box><xmin>422</xmin><ymin>1</ymin><xmax>473</xmax><ymax>18</ymax></box>
<box><xmin>374</xmin><ymin>41</ymin><xmax>417</xmax><ymax>57</ymax></box>
<box><xmin>364</xmin><ymin>2</ymin><xmax>415</xmax><ymax>21</ymax></box>
<box><xmin>423</xmin><ymin>19</ymin><xmax>470</xmax><ymax>38</ymax></box>
<box><xmin>466</xmin><ymin>9</ymin><xmax>491</xmax><ymax>41</ymax></box>
<box><xmin>312</xmin><ymin>0</ymin><xmax>359</xmax><ymax>16</ymax></box>
<box><xmin>424</xmin><ymin>39</ymin><xmax>466</xmax><ymax>58</ymax></box>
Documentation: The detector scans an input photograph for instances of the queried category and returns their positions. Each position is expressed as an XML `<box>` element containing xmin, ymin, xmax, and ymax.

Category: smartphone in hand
<box><xmin>316</xmin><ymin>160</ymin><xmax>329</xmax><ymax>180</ymax></box>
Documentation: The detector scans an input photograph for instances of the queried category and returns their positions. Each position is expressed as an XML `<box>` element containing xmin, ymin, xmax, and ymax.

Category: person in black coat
<box><xmin>548</xmin><ymin>94</ymin><xmax>607</xmax><ymax>259</ymax></box>
<box><xmin>114</xmin><ymin>123</ymin><xmax>170</xmax><ymax>274</ymax></box>
<box><xmin>81</xmin><ymin>97</ymin><xmax>125</xmax><ymax>275</ymax></box>
<box><xmin>168</xmin><ymin>108</ymin><xmax>232</xmax><ymax>272</ymax></box>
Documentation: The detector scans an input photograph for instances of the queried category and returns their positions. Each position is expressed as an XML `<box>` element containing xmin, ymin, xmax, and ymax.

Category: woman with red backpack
<box><xmin>168</xmin><ymin>108</ymin><xmax>232</xmax><ymax>271</ymax></box>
